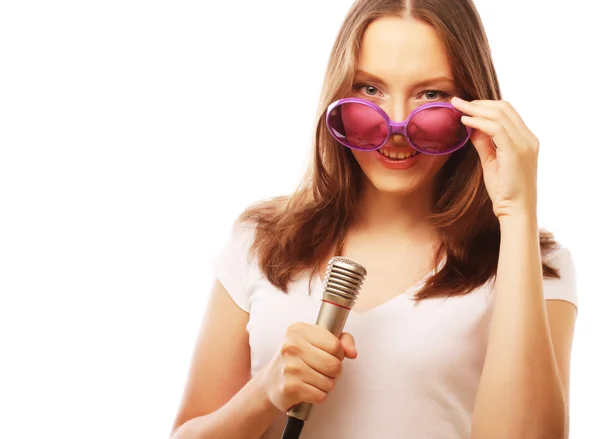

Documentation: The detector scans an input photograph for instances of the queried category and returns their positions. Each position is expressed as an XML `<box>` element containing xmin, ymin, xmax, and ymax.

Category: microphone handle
<box><xmin>286</xmin><ymin>300</ymin><xmax>350</xmax><ymax>421</ymax></box>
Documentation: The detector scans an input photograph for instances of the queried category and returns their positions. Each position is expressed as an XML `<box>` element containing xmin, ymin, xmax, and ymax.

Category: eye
<box><xmin>354</xmin><ymin>83</ymin><xmax>383</xmax><ymax>98</ymax></box>
<box><xmin>420</xmin><ymin>90</ymin><xmax>450</xmax><ymax>101</ymax></box>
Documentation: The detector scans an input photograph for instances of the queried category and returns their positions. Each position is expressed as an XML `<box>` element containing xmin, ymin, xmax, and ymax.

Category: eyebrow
<box><xmin>355</xmin><ymin>69</ymin><xmax>456</xmax><ymax>88</ymax></box>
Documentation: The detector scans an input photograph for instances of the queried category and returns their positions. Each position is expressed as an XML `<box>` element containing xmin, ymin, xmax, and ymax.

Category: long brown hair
<box><xmin>240</xmin><ymin>0</ymin><xmax>559</xmax><ymax>300</ymax></box>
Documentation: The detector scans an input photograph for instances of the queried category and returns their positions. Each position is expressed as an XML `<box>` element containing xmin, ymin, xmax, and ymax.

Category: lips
<box><xmin>373</xmin><ymin>147</ymin><xmax>421</xmax><ymax>170</ymax></box>
<box><xmin>377</xmin><ymin>147</ymin><xmax>420</xmax><ymax>160</ymax></box>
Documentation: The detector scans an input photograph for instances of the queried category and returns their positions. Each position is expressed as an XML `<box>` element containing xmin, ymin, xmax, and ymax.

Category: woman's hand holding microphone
<box><xmin>259</xmin><ymin>322</ymin><xmax>357</xmax><ymax>412</ymax></box>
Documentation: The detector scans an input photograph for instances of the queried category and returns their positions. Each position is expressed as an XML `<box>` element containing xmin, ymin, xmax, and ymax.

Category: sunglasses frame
<box><xmin>325</xmin><ymin>97</ymin><xmax>473</xmax><ymax>155</ymax></box>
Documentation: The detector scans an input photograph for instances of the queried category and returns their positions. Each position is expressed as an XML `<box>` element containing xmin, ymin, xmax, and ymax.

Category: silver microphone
<box><xmin>287</xmin><ymin>256</ymin><xmax>367</xmax><ymax>422</ymax></box>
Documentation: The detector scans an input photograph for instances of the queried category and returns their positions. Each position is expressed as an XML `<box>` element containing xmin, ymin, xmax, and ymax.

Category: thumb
<box><xmin>340</xmin><ymin>332</ymin><xmax>358</xmax><ymax>359</ymax></box>
<box><xmin>469</xmin><ymin>129</ymin><xmax>497</xmax><ymax>167</ymax></box>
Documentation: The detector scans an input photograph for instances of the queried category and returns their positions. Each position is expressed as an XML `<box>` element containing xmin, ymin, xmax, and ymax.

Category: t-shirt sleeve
<box><xmin>542</xmin><ymin>246</ymin><xmax>578</xmax><ymax>309</ymax></box>
<box><xmin>211</xmin><ymin>220</ymin><xmax>257</xmax><ymax>312</ymax></box>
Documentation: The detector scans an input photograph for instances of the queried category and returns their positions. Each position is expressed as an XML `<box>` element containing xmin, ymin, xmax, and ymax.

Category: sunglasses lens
<box><xmin>328</xmin><ymin>102</ymin><xmax>388</xmax><ymax>150</ymax></box>
<box><xmin>408</xmin><ymin>106</ymin><xmax>469</xmax><ymax>154</ymax></box>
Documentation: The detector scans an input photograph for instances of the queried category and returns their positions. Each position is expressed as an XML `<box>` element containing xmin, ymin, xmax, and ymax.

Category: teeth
<box><xmin>379</xmin><ymin>149</ymin><xmax>418</xmax><ymax>160</ymax></box>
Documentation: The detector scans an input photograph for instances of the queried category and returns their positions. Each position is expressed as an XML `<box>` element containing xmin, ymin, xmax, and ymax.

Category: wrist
<box><xmin>498</xmin><ymin>211</ymin><xmax>541</xmax><ymax>258</ymax></box>
<box><xmin>498</xmin><ymin>210</ymin><xmax>538</xmax><ymax>230</ymax></box>
<box><xmin>255</xmin><ymin>364</ymin><xmax>280</xmax><ymax>415</ymax></box>
<box><xmin>494</xmin><ymin>195</ymin><xmax>537</xmax><ymax>223</ymax></box>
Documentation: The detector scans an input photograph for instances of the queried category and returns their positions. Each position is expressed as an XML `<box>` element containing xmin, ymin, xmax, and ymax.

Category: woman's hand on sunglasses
<box><xmin>451</xmin><ymin>96</ymin><xmax>539</xmax><ymax>220</ymax></box>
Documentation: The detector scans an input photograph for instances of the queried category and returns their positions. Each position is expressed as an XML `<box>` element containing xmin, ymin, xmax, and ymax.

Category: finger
<box><xmin>296</xmin><ymin>359</ymin><xmax>337</xmax><ymax>394</ymax></box>
<box><xmin>283</xmin><ymin>368</ymin><xmax>329</xmax><ymax>406</ymax></box>
<box><xmin>340</xmin><ymin>332</ymin><xmax>358</xmax><ymax>359</ymax></box>
<box><xmin>303</xmin><ymin>325</ymin><xmax>346</xmax><ymax>361</ymax></box>
<box><xmin>467</xmin><ymin>128</ymin><xmax>497</xmax><ymax>166</ymax></box>
<box><xmin>302</xmin><ymin>384</ymin><xmax>329</xmax><ymax>405</ymax></box>
<box><xmin>299</xmin><ymin>340</ymin><xmax>344</xmax><ymax>379</ymax></box>
<box><xmin>453</xmin><ymin>98</ymin><xmax>531</xmax><ymax>147</ymax></box>
<box><xmin>452</xmin><ymin>97</ymin><xmax>519</xmax><ymax>135</ymax></box>
<box><xmin>472</xmin><ymin>99</ymin><xmax>531</xmax><ymax>134</ymax></box>
<box><xmin>461</xmin><ymin>115</ymin><xmax>512</xmax><ymax>146</ymax></box>
<box><xmin>472</xmin><ymin>100</ymin><xmax>539</xmax><ymax>147</ymax></box>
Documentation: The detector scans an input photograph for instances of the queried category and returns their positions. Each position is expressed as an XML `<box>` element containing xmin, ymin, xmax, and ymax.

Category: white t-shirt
<box><xmin>211</xmin><ymin>220</ymin><xmax>578</xmax><ymax>439</ymax></box>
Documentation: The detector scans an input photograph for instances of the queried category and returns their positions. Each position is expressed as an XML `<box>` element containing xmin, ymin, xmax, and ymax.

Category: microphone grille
<box><xmin>322</xmin><ymin>256</ymin><xmax>367</xmax><ymax>303</ymax></box>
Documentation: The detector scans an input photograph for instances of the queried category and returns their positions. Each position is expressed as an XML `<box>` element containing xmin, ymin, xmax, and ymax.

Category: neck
<box><xmin>353</xmin><ymin>178</ymin><xmax>438</xmax><ymax>240</ymax></box>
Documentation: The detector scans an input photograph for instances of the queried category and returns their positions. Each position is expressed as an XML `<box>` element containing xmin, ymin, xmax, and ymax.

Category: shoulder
<box><xmin>229</xmin><ymin>217</ymin><xmax>259</xmax><ymax>249</ymax></box>
<box><xmin>212</xmin><ymin>194</ymin><xmax>292</xmax><ymax>275</ymax></box>
<box><xmin>238</xmin><ymin>194</ymin><xmax>292</xmax><ymax>224</ymax></box>
<box><xmin>212</xmin><ymin>194</ymin><xmax>299</xmax><ymax>311</ymax></box>
<box><xmin>214</xmin><ymin>216</ymin><xmax>260</xmax><ymax>276</ymax></box>
<box><xmin>542</xmin><ymin>240</ymin><xmax>576</xmax><ymax>277</ymax></box>
<box><xmin>541</xmin><ymin>241</ymin><xmax>578</xmax><ymax>308</ymax></box>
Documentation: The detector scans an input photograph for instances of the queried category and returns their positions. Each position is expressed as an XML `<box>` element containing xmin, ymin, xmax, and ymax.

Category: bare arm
<box><xmin>470</xmin><ymin>215</ymin><xmax>576</xmax><ymax>439</ymax></box>
<box><xmin>170</xmin><ymin>280</ymin><xmax>280</xmax><ymax>439</ymax></box>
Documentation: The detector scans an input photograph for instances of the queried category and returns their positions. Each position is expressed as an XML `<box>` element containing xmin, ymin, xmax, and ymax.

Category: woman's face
<box><xmin>349</xmin><ymin>16</ymin><xmax>458</xmax><ymax>196</ymax></box>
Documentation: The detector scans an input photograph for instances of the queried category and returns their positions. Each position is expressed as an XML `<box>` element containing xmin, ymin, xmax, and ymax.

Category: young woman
<box><xmin>171</xmin><ymin>1</ymin><xmax>577</xmax><ymax>438</ymax></box>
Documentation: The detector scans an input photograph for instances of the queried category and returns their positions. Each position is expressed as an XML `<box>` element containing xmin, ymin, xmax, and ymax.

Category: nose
<box><xmin>387</xmin><ymin>132</ymin><xmax>405</xmax><ymax>146</ymax></box>
<box><xmin>381</xmin><ymin>100</ymin><xmax>410</xmax><ymax>123</ymax></box>
<box><xmin>380</xmin><ymin>100</ymin><xmax>410</xmax><ymax>145</ymax></box>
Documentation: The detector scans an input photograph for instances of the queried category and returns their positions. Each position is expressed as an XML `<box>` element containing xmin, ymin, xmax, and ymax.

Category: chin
<box><xmin>352</xmin><ymin>150</ymin><xmax>450</xmax><ymax>196</ymax></box>
<box><xmin>366</xmin><ymin>175</ymin><xmax>432</xmax><ymax>195</ymax></box>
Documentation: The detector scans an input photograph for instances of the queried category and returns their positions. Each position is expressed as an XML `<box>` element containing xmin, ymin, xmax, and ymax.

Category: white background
<box><xmin>1</xmin><ymin>1</ymin><xmax>597</xmax><ymax>438</ymax></box>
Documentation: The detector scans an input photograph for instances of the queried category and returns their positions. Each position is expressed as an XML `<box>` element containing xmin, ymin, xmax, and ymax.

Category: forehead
<box><xmin>357</xmin><ymin>16</ymin><xmax>453</xmax><ymax>83</ymax></box>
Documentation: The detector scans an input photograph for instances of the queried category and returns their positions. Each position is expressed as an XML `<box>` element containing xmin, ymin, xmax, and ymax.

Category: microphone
<box><xmin>281</xmin><ymin>256</ymin><xmax>367</xmax><ymax>439</ymax></box>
